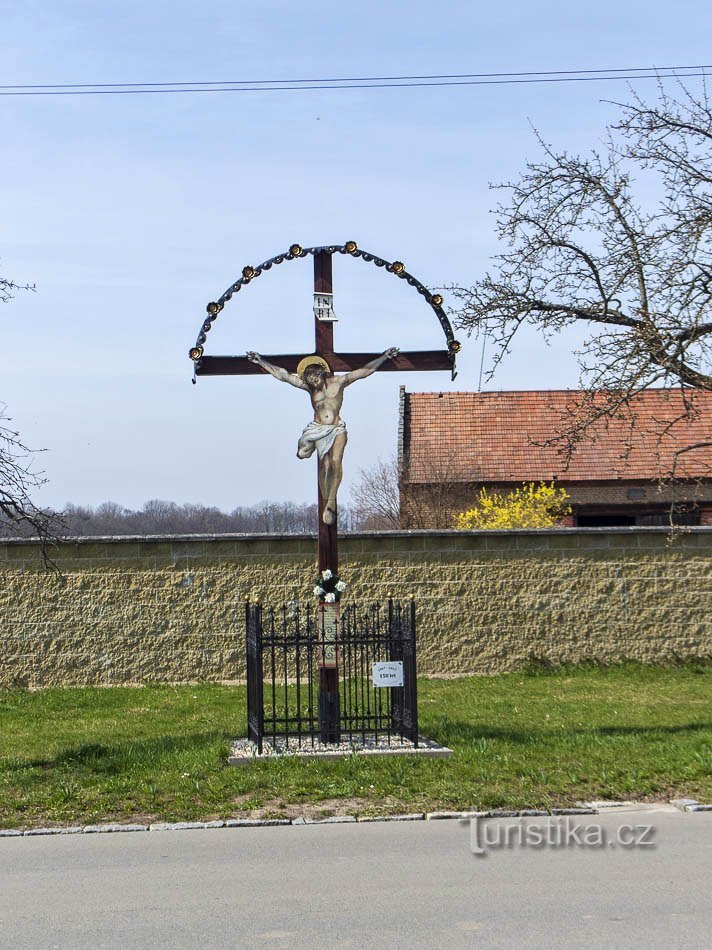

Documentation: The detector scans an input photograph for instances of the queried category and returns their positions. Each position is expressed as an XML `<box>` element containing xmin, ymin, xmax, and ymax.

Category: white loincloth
<box><xmin>298</xmin><ymin>420</ymin><xmax>347</xmax><ymax>460</ymax></box>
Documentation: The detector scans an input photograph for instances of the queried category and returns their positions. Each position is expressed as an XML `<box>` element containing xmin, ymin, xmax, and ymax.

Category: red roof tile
<box><xmin>403</xmin><ymin>389</ymin><xmax>712</xmax><ymax>483</ymax></box>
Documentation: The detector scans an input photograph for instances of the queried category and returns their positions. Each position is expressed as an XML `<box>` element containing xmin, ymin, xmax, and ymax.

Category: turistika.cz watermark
<box><xmin>461</xmin><ymin>815</ymin><xmax>657</xmax><ymax>857</ymax></box>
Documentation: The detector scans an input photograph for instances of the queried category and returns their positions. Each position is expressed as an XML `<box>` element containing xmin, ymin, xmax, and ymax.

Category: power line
<box><xmin>0</xmin><ymin>64</ymin><xmax>706</xmax><ymax>89</ymax></box>
<box><xmin>0</xmin><ymin>65</ymin><xmax>707</xmax><ymax>96</ymax></box>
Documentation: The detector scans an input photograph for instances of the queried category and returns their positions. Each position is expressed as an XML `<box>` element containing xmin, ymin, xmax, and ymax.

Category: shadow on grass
<box><xmin>3</xmin><ymin>730</ymin><xmax>242</xmax><ymax>773</ymax></box>
<box><xmin>425</xmin><ymin>720</ymin><xmax>712</xmax><ymax>746</ymax></box>
<box><xmin>4</xmin><ymin>722</ymin><xmax>711</xmax><ymax>776</ymax></box>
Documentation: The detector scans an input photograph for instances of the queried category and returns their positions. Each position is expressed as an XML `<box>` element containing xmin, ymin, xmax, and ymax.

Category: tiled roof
<box><xmin>403</xmin><ymin>389</ymin><xmax>712</xmax><ymax>483</ymax></box>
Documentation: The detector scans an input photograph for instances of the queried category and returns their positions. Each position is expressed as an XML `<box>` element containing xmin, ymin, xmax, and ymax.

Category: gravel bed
<box><xmin>229</xmin><ymin>734</ymin><xmax>450</xmax><ymax>761</ymax></box>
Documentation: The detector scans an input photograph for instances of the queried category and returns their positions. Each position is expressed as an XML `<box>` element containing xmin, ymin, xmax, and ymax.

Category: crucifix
<box><xmin>244</xmin><ymin>346</ymin><xmax>400</xmax><ymax>525</ymax></box>
<box><xmin>189</xmin><ymin>241</ymin><xmax>460</xmax><ymax>742</ymax></box>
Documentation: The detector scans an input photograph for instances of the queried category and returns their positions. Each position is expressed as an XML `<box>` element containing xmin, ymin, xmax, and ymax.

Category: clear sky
<box><xmin>2</xmin><ymin>1</ymin><xmax>709</xmax><ymax>511</ymax></box>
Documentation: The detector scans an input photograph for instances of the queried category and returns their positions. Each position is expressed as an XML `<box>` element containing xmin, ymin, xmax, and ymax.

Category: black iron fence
<box><xmin>245</xmin><ymin>599</ymin><xmax>418</xmax><ymax>752</ymax></box>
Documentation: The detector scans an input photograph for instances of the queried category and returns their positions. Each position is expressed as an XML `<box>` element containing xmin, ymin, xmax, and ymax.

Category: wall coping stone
<box><xmin>1</xmin><ymin>526</ymin><xmax>712</xmax><ymax>547</ymax></box>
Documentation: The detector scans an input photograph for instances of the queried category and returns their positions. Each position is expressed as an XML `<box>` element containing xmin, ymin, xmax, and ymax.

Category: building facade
<box><xmin>398</xmin><ymin>388</ymin><xmax>712</xmax><ymax>528</ymax></box>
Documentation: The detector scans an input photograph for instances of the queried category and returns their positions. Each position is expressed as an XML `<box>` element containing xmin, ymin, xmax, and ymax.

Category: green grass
<box><xmin>1</xmin><ymin>662</ymin><xmax>711</xmax><ymax>829</ymax></box>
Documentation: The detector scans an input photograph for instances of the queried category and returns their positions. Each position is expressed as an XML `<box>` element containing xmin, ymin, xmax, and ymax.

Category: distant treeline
<box><xmin>1</xmin><ymin>500</ymin><xmax>358</xmax><ymax>538</ymax></box>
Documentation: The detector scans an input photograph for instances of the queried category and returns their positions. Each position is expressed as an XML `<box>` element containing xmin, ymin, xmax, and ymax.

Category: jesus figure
<box><xmin>246</xmin><ymin>348</ymin><xmax>400</xmax><ymax>524</ymax></box>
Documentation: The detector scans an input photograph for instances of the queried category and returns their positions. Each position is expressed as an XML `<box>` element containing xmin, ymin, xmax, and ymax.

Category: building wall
<box><xmin>400</xmin><ymin>481</ymin><xmax>712</xmax><ymax>528</ymax></box>
<box><xmin>1</xmin><ymin>530</ymin><xmax>710</xmax><ymax>687</ymax></box>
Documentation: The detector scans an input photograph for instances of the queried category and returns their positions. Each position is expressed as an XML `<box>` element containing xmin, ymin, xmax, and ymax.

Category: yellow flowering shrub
<box><xmin>453</xmin><ymin>482</ymin><xmax>572</xmax><ymax>530</ymax></box>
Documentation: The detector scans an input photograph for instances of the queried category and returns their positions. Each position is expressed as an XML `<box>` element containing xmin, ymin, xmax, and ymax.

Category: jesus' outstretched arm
<box><xmin>246</xmin><ymin>351</ymin><xmax>307</xmax><ymax>390</ymax></box>
<box><xmin>341</xmin><ymin>347</ymin><xmax>400</xmax><ymax>386</ymax></box>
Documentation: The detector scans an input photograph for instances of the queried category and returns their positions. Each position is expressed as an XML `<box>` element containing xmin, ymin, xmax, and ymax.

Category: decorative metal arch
<box><xmin>188</xmin><ymin>241</ymin><xmax>460</xmax><ymax>376</ymax></box>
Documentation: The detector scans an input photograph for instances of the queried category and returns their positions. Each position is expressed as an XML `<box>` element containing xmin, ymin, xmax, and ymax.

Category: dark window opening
<box><xmin>577</xmin><ymin>513</ymin><xmax>636</xmax><ymax>527</ymax></box>
<box><xmin>575</xmin><ymin>505</ymin><xmax>700</xmax><ymax>527</ymax></box>
<box><xmin>638</xmin><ymin>508</ymin><xmax>700</xmax><ymax>527</ymax></box>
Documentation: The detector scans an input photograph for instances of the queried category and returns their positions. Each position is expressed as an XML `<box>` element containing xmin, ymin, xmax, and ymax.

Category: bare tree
<box><xmin>57</xmin><ymin>499</ymin><xmax>343</xmax><ymax>536</ymax></box>
<box><xmin>0</xmin><ymin>270</ymin><xmax>56</xmax><ymax>546</ymax></box>
<box><xmin>447</xmin><ymin>81</ymin><xmax>712</xmax><ymax>459</ymax></box>
<box><xmin>351</xmin><ymin>452</ymin><xmax>468</xmax><ymax>530</ymax></box>
<box><xmin>350</xmin><ymin>456</ymin><xmax>402</xmax><ymax>529</ymax></box>
<box><xmin>400</xmin><ymin>448</ymin><xmax>473</xmax><ymax>529</ymax></box>
<box><xmin>1</xmin><ymin>274</ymin><xmax>35</xmax><ymax>304</ymax></box>
<box><xmin>0</xmin><ymin>404</ymin><xmax>56</xmax><ymax>542</ymax></box>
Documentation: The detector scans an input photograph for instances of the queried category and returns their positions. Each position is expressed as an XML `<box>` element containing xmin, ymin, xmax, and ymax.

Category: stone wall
<box><xmin>1</xmin><ymin>529</ymin><xmax>710</xmax><ymax>687</ymax></box>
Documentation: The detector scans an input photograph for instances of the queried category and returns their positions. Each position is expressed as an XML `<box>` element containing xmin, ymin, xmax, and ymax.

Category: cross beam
<box><xmin>195</xmin><ymin>351</ymin><xmax>452</xmax><ymax>376</ymax></box>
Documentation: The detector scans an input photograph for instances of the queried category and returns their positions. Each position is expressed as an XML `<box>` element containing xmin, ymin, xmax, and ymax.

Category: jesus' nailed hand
<box><xmin>245</xmin><ymin>348</ymin><xmax>400</xmax><ymax>524</ymax></box>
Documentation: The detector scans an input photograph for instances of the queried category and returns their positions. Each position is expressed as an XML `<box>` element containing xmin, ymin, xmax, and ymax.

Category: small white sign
<box><xmin>372</xmin><ymin>661</ymin><xmax>404</xmax><ymax>687</ymax></box>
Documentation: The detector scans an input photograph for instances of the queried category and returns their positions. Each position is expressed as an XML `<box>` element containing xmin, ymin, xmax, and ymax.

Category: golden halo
<box><xmin>296</xmin><ymin>355</ymin><xmax>331</xmax><ymax>378</ymax></box>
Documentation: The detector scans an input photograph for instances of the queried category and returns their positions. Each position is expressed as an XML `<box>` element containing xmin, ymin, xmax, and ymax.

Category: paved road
<box><xmin>0</xmin><ymin>806</ymin><xmax>710</xmax><ymax>948</ymax></box>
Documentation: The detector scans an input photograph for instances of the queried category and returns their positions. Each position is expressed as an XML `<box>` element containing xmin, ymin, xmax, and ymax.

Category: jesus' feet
<box><xmin>322</xmin><ymin>504</ymin><xmax>336</xmax><ymax>525</ymax></box>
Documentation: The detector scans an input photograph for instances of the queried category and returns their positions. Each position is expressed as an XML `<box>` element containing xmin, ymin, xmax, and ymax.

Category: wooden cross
<box><xmin>193</xmin><ymin>246</ymin><xmax>457</xmax><ymax>743</ymax></box>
